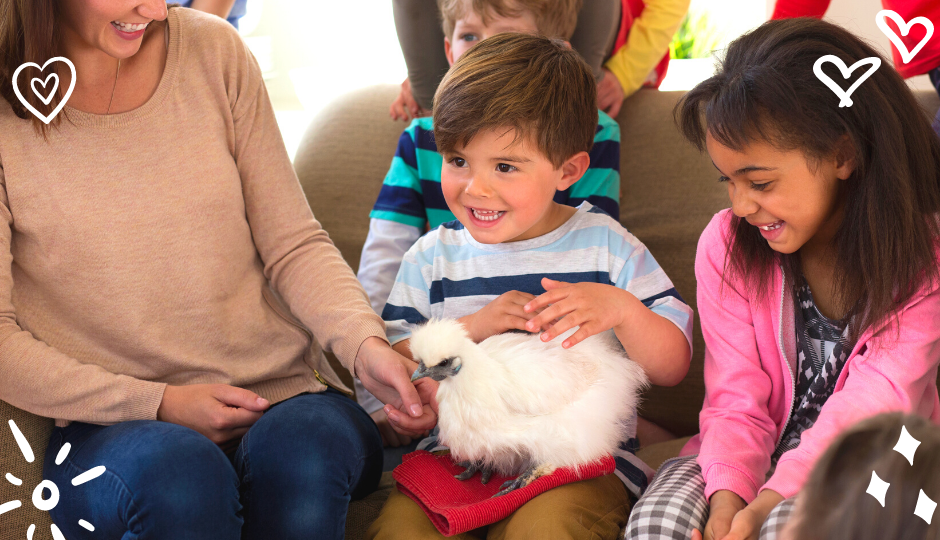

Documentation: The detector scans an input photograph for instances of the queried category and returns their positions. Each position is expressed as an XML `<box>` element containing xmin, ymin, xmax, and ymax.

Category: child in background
<box><xmin>625</xmin><ymin>17</ymin><xmax>940</xmax><ymax>540</ymax></box>
<box><xmin>390</xmin><ymin>0</ymin><xmax>690</xmax><ymax>120</ymax></box>
<box><xmin>356</xmin><ymin>0</ymin><xmax>622</xmax><ymax>445</ymax></box>
<box><xmin>390</xmin><ymin>0</ymin><xmax>621</xmax><ymax>119</ymax></box>
<box><xmin>781</xmin><ymin>413</ymin><xmax>940</xmax><ymax>540</ymax></box>
<box><xmin>771</xmin><ymin>0</ymin><xmax>940</xmax><ymax>135</ymax></box>
<box><xmin>368</xmin><ymin>33</ymin><xmax>693</xmax><ymax>539</ymax></box>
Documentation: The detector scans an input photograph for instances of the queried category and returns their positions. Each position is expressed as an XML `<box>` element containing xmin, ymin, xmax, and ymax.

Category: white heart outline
<box><xmin>11</xmin><ymin>57</ymin><xmax>76</xmax><ymax>125</ymax></box>
<box><xmin>875</xmin><ymin>9</ymin><xmax>934</xmax><ymax>65</ymax></box>
<box><xmin>30</xmin><ymin>73</ymin><xmax>59</xmax><ymax>106</ymax></box>
<box><xmin>813</xmin><ymin>55</ymin><xmax>882</xmax><ymax>108</ymax></box>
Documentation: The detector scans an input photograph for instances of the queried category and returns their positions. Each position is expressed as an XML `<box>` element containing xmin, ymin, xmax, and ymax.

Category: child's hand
<box><xmin>696</xmin><ymin>490</ymin><xmax>746</xmax><ymax>540</ymax></box>
<box><xmin>389</xmin><ymin>78</ymin><xmax>431</xmax><ymax>121</ymax></box>
<box><xmin>523</xmin><ymin>278</ymin><xmax>630</xmax><ymax>348</ymax></box>
<box><xmin>370</xmin><ymin>408</ymin><xmax>414</xmax><ymax>447</ymax></box>
<box><xmin>597</xmin><ymin>69</ymin><xmax>625</xmax><ymax>118</ymax></box>
<box><xmin>384</xmin><ymin>376</ymin><xmax>439</xmax><ymax>437</ymax></box>
<box><xmin>717</xmin><ymin>489</ymin><xmax>784</xmax><ymax>540</ymax></box>
<box><xmin>458</xmin><ymin>291</ymin><xmax>538</xmax><ymax>343</ymax></box>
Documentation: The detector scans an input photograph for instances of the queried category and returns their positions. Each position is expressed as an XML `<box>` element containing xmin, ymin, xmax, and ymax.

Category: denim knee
<box><xmin>47</xmin><ymin>421</ymin><xmax>242</xmax><ymax>539</ymax></box>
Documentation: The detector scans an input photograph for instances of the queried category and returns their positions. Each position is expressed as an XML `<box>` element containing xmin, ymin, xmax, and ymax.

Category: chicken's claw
<box><xmin>492</xmin><ymin>465</ymin><xmax>539</xmax><ymax>497</ymax></box>
<box><xmin>455</xmin><ymin>461</ymin><xmax>495</xmax><ymax>484</ymax></box>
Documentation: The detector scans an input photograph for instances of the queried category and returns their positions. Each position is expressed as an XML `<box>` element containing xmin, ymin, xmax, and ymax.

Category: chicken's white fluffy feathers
<box><xmin>409</xmin><ymin>319</ymin><xmax>649</xmax><ymax>480</ymax></box>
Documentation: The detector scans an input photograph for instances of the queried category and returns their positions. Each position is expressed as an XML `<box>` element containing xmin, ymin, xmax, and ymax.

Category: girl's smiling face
<box><xmin>706</xmin><ymin>133</ymin><xmax>855</xmax><ymax>257</ymax></box>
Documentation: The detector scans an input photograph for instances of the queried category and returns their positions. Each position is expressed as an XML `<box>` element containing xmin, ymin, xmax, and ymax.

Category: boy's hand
<box><xmin>370</xmin><ymin>408</ymin><xmax>415</xmax><ymax>447</ymax></box>
<box><xmin>597</xmin><ymin>69</ymin><xmax>625</xmax><ymax>118</ymax></box>
<box><xmin>389</xmin><ymin>78</ymin><xmax>431</xmax><ymax>121</ymax></box>
<box><xmin>457</xmin><ymin>291</ymin><xmax>538</xmax><ymax>343</ymax></box>
<box><xmin>523</xmin><ymin>278</ymin><xmax>630</xmax><ymax>348</ymax></box>
<box><xmin>384</xmin><ymin>377</ymin><xmax>439</xmax><ymax>438</ymax></box>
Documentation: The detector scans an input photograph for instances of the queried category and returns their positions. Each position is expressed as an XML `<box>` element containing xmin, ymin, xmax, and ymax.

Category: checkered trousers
<box><xmin>624</xmin><ymin>455</ymin><xmax>796</xmax><ymax>540</ymax></box>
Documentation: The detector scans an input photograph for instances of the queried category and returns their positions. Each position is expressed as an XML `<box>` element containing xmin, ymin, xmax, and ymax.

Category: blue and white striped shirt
<box><xmin>382</xmin><ymin>202</ymin><xmax>694</xmax><ymax>497</ymax></box>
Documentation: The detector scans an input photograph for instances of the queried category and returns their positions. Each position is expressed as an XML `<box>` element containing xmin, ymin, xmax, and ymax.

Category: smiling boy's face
<box><xmin>445</xmin><ymin>5</ymin><xmax>540</xmax><ymax>65</ymax></box>
<box><xmin>441</xmin><ymin>127</ymin><xmax>588</xmax><ymax>244</ymax></box>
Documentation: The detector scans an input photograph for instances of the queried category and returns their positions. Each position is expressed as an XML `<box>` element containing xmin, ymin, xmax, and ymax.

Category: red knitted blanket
<box><xmin>393</xmin><ymin>451</ymin><xmax>616</xmax><ymax>537</ymax></box>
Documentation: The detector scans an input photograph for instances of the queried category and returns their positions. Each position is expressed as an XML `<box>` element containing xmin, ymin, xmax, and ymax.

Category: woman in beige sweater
<box><xmin>0</xmin><ymin>1</ymin><xmax>435</xmax><ymax>538</ymax></box>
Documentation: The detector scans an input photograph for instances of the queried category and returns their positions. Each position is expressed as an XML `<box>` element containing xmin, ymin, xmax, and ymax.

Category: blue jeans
<box><xmin>930</xmin><ymin>67</ymin><xmax>940</xmax><ymax>137</ymax></box>
<box><xmin>43</xmin><ymin>390</ymin><xmax>383</xmax><ymax>539</ymax></box>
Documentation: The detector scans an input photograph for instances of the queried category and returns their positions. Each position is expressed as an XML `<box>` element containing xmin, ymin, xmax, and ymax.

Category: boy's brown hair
<box><xmin>432</xmin><ymin>33</ymin><xmax>597</xmax><ymax>169</ymax></box>
<box><xmin>789</xmin><ymin>413</ymin><xmax>940</xmax><ymax>540</ymax></box>
<box><xmin>438</xmin><ymin>0</ymin><xmax>582</xmax><ymax>41</ymax></box>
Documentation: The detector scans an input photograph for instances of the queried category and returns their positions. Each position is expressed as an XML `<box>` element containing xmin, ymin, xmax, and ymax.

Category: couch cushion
<box><xmin>0</xmin><ymin>400</ymin><xmax>54</xmax><ymax>538</ymax></box>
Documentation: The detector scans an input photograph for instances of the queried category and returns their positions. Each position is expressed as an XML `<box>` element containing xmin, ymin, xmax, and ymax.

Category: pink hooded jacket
<box><xmin>681</xmin><ymin>210</ymin><xmax>940</xmax><ymax>502</ymax></box>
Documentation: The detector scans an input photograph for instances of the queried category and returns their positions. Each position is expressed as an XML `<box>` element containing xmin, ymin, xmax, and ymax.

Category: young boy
<box><xmin>355</xmin><ymin>0</ymin><xmax>623</xmax><ymax>431</ymax></box>
<box><xmin>367</xmin><ymin>33</ymin><xmax>693</xmax><ymax>540</ymax></box>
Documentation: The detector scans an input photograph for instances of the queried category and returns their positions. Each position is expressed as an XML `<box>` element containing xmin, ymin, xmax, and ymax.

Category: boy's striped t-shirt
<box><xmin>382</xmin><ymin>203</ymin><xmax>694</xmax><ymax>497</ymax></box>
<box><xmin>369</xmin><ymin>112</ymin><xmax>621</xmax><ymax>230</ymax></box>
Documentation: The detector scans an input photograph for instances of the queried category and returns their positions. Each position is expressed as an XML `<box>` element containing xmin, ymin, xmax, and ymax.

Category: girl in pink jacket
<box><xmin>625</xmin><ymin>17</ymin><xmax>940</xmax><ymax>540</ymax></box>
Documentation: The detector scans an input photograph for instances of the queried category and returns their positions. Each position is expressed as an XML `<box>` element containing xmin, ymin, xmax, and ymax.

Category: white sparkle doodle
<box><xmin>866</xmin><ymin>470</ymin><xmax>890</xmax><ymax>507</ymax></box>
<box><xmin>3</xmin><ymin>420</ymin><xmax>107</xmax><ymax>539</ymax></box>
<box><xmin>893</xmin><ymin>425</ymin><xmax>921</xmax><ymax>465</ymax></box>
<box><xmin>915</xmin><ymin>490</ymin><xmax>938</xmax><ymax>525</ymax></box>
<box><xmin>865</xmin><ymin>425</ymin><xmax>938</xmax><ymax>525</ymax></box>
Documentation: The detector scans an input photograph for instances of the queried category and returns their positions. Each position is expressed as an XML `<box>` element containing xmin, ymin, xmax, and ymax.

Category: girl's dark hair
<box><xmin>790</xmin><ymin>413</ymin><xmax>940</xmax><ymax>540</ymax></box>
<box><xmin>676</xmin><ymin>18</ymin><xmax>940</xmax><ymax>339</ymax></box>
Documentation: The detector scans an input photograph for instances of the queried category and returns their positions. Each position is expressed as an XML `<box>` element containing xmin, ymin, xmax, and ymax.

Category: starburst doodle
<box><xmin>865</xmin><ymin>425</ymin><xmax>937</xmax><ymax>525</ymax></box>
<box><xmin>2</xmin><ymin>419</ymin><xmax>107</xmax><ymax>539</ymax></box>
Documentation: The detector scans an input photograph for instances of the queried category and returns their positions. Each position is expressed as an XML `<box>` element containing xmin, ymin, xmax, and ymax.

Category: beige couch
<box><xmin>2</xmin><ymin>87</ymin><xmax>938</xmax><ymax>540</ymax></box>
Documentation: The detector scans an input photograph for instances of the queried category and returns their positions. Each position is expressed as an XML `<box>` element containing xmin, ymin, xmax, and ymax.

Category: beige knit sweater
<box><xmin>0</xmin><ymin>8</ymin><xmax>386</xmax><ymax>427</ymax></box>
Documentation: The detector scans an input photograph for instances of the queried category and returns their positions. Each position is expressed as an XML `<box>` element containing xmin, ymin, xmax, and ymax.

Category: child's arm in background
<box><xmin>770</xmin><ymin>0</ymin><xmax>831</xmax><ymax>19</ymax></box>
<box><xmin>188</xmin><ymin>0</ymin><xmax>237</xmax><ymax>19</ymax></box>
<box><xmin>570</xmin><ymin>112</ymin><xmax>621</xmax><ymax>220</ymax></box>
<box><xmin>357</xmin><ymin>219</ymin><xmax>423</xmax><ymax>319</ymax></box>
<box><xmin>602</xmin><ymin>0</ymin><xmax>690</xmax><ymax>107</ymax></box>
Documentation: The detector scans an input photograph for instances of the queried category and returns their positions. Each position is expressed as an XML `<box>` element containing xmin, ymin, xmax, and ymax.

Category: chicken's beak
<box><xmin>411</xmin><ymin>363</ymin><xmax>430</xmax><ymax>382</ymax></box>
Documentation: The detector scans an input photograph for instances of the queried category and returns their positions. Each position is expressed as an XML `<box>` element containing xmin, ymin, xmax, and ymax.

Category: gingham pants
<box><xmin>624</xmin><ymin>455</ymin><xmax>795</xmax><ymax>540</ymax></box>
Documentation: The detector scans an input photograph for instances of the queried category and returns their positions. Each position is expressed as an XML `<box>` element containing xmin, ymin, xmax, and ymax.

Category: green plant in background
<box><xmin>669</xmin><ymin>10</ymin><xmax>726</xmax><ymax>60</ymax></box>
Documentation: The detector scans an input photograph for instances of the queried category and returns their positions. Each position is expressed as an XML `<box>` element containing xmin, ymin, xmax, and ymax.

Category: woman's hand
<box><xmin>597</xmin><ymin>68</ymin><xmax>625</xmax><ymax>118</ymax></box>
<box><xmin>692</xmin><ymin>490</ymin><xmax>746</xmax><ymax>540</ymax></box>
<box><xmin>457</xmin><ymin>291</ymin><xmax>538</xmax><ymax>343</ymax></box>
<box><xmin>355</xmin><ymin>336</ymin><xmax>437</xmax><ymax>435</ymax></box>
<box><xmin>389</xmin><ymin>78</ymin><xmax>431</xmax><ymax>121</ymax></box>
<box><xmin>523</xmin><ymin>278</ymin><xmax>629</xmax><ymax>348</ymax></box>
<box><xmin>156</xmin><ymin>384</ymin><xmax>270</xmax><ymax>446</ymax></box>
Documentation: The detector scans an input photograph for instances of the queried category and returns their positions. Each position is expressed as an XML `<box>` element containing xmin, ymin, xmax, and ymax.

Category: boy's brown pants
<box><xmin>366</xmin><ymin>473</ymin><xmax>631</xmax><ymax>540</ymax></box>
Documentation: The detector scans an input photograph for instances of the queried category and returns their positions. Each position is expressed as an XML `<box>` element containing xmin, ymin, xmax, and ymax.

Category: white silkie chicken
<box><xmin>409</xmin><ymin>318</ymin><xmax>649</xmax><ymax>496</ymax></box>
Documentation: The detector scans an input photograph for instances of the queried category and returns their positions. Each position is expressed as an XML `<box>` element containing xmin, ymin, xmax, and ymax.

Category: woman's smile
<box><xmin>110</xmin><ymin>20</ymin><xmax>150</xmax><ymax>40</ymax></box>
